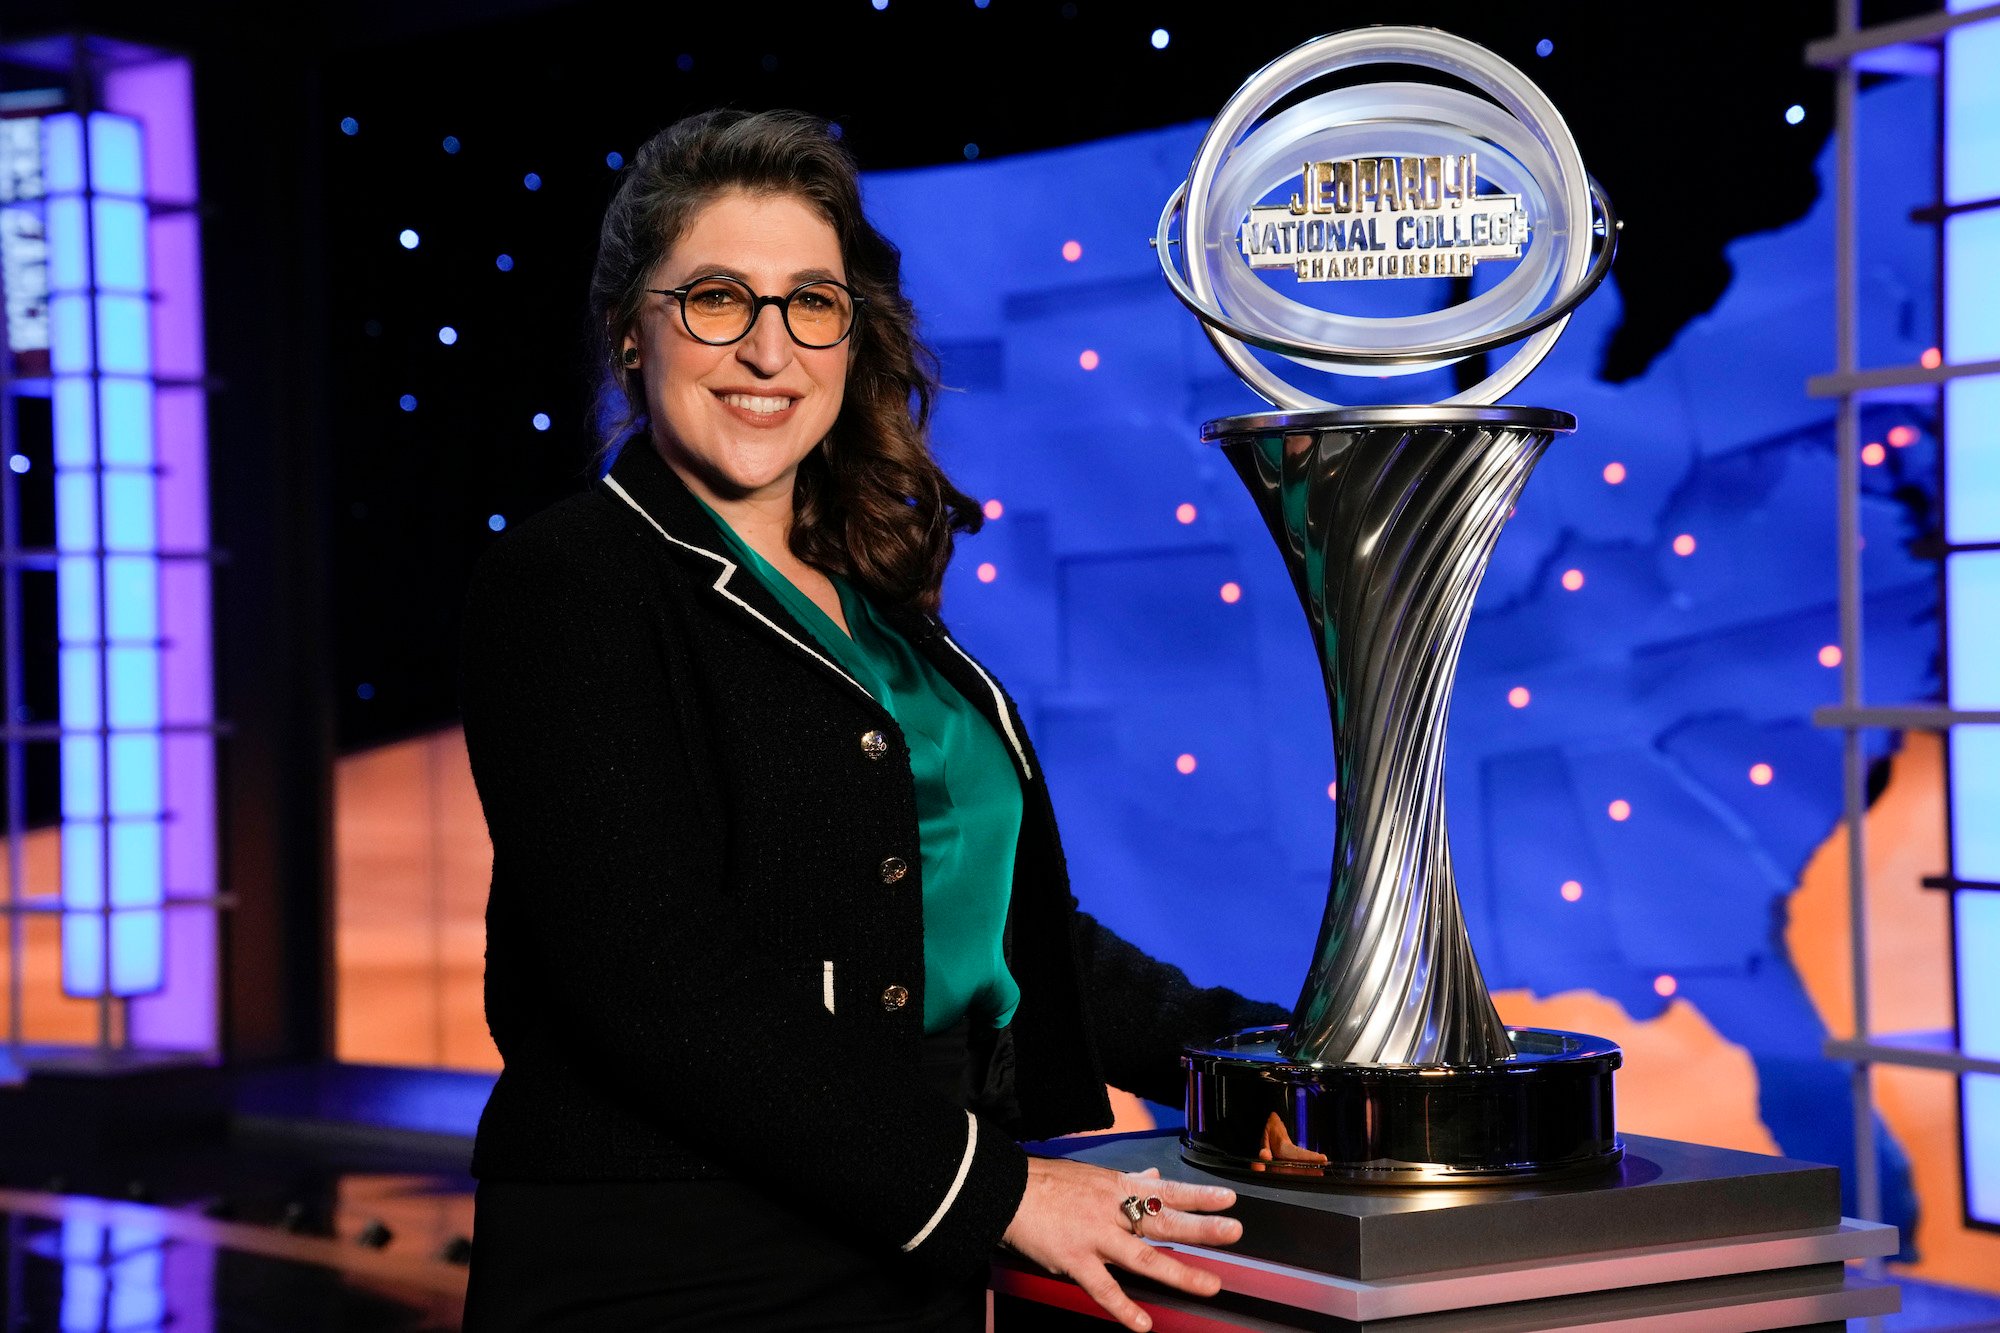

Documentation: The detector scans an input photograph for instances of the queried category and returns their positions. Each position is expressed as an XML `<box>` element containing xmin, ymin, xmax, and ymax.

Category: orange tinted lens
<box><xmin>683</xmin><ymin>278</ymin><xmax>752</xmax><ymax>341</ymax></box>
<box><xmin>788</xmin><ymin>283</ymin><xmax>852</xmax><ymax>344</ymax></box>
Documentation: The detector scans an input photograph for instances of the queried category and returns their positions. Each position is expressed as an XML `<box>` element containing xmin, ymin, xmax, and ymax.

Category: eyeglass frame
<box><xmin>646</xmin><ymin>274</ymin><xmax>866</xmax><ymax>349</ymax></box>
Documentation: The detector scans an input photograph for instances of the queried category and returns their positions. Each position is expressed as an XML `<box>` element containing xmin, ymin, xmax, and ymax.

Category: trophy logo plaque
<box><xmin>1156</xmin><ymin>26</ymin><xmax>1626</xmax><ymax>1183</ymax></box>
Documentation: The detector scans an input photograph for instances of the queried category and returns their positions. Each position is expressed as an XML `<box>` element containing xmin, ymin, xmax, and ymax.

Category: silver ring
<box><xmin>1119</xmin><ymin>1193</ymin><xmax>1164</xmax><ymax>1237</ymax></box>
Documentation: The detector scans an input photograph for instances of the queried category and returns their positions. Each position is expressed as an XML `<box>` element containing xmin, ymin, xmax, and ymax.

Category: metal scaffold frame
<box><xmin>1804</xmin><ymin>0</ymin><xmax>2000</xmax><ymax>1284</ymax></box>
<box><xmin>0</xmin><ymin>33</ymin><xmax>226</xmax><ymax>1079</ymax></box>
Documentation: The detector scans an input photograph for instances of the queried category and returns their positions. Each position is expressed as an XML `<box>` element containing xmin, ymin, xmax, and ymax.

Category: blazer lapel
<box><xmin>600</xmin><ymin>439</ymin><xmax>1034</xmax><ymax>785</ymax></box>
<box><xmin>599</xmin><ymin>441</ymin><xmax>879</xmax><ymax>710</ymax></box>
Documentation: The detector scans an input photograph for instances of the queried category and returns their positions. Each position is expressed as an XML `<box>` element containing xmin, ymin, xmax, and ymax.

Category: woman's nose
<box><xmin>734</xmin><ymin>303</ymin><xmax>793</xmax><ymax>374</ymax></box>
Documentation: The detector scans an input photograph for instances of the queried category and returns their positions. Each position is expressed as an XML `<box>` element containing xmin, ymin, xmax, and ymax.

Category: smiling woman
<box><xmin>629</xmin><ymin>196</ymin><xmax>851</xmax><ymax>497</ymax></box>
<box><xmin>621</xmin><ymin>190</ymin><xmax>865</xmax><ymax>628</ymax></box>
<box><xmin>587</xmin><ymin>109</ymin><xmax>980</xmax><ymax>618</ymax></box>
<box><xmin>456</xmin><ymin>107</ymin><xmax>1281</xmax><ymax>1332</ymax></box>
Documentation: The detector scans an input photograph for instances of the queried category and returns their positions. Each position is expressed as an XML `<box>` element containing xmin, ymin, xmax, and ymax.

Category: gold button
<box><xmin>881</xmin><ymin>984</ymin><xmax>909</xmax><ymax>1011</ymax></box>
<box><xmin>860</xmin><ymin>730</ymin><xmax>888</xmax><ymax>759</ymax></box>
<box><xmin>879</xmin><ymin>856</ymin><xmax>908</xmax><ymax>884</ymax></box>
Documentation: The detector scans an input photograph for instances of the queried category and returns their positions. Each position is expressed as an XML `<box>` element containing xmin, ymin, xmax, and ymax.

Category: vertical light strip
<box><xmin>44</xmin><ymin>111</ymin><xmax>107</xmax><ymax>997</ymax></box>
<box><xmin>105</xmin><ymin>55</ymin><xmax>218</xmax><ymax>1051</ymax></box>
<box><xmin>1944</xmin><ymin>0</ymin><xmax>2000</xmax><ymax>1229</ymax></box>
<box><xmin>47</xmin><ymin>109</ymin><xmax>165</xmax><ymax>999</ymax></box>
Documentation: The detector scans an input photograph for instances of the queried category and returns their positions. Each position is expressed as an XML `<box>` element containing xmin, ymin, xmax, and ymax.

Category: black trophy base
<box><xmin>995</xmin><ymin>1129</ymin><xmax>1897</xmax><ymax>1328</ymax></box>
<box><xmin>1182</xmin><ymin>1025</ymin><xmax>1622</xmax><ymax>1185</ymax></box>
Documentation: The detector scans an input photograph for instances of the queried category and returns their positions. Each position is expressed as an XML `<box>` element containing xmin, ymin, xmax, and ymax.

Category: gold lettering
<box><xmin>1440</xmin><ymin>153</ymin><xmax>1476</xmax><ymax>205</ymax></box>
<box><xmin>1332</xmin><ymin>160</ymin><xmax>1355</xmax><ymax>214</ymax></box>
<box><xmin>1381</xmin><ymin>157</ymin><xmax>1406</xmax><ymax>211</ymax></box>
<box><xmin>1398</xmin><ymin>157</ymin><xmax>1423</xmax><ymax>212</ymax></box>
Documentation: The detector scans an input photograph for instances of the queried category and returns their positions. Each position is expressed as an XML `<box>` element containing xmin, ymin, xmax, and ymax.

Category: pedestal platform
<box><xmin>991</xmin><ymin>1129</ymin><xmax>1898</xmax><ymax>1329</ymax></box>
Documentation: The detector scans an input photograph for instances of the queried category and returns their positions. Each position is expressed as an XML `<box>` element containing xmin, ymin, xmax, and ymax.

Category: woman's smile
<box><xmin>710</xmin><ymin>387</ymin><xmax>802</xmax><ymax>424</ymax></box>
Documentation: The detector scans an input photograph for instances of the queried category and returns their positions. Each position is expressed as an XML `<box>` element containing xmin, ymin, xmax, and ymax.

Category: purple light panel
<box><xmin>106</xmin><ymin>55</ymin><xmax>216</xmax><ymax>1051</ymax></box>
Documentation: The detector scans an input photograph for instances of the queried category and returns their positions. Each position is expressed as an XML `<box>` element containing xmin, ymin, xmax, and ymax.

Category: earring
<box><xmin>621</xmin><ymin>347</ymin><xmax>640</xmax><ymax>367</ymax></box>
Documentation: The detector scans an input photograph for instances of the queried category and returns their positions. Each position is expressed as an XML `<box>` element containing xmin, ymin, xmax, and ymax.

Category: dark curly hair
<box><xmin>588</xmin><ymin>108</ymin><xmax>983</xmax><ymax>616</ymax></box>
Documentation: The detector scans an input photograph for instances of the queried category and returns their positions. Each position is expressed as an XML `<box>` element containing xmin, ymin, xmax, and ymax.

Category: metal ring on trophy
<box><xmin>1155</xmin><ymin>26</ymin><xmax>1605</xmax><ymax>409</ymax></box>
<box><xmin>1179</xmin><ymin>27</ymin><xmax>1592</xmax><ymax>404</ymax></box>
<box><xmin>1203</xmin><ymin>83</ymin><xmax>1570</xmax><ymax>364</ymax></box>
<box><xmin>1157</xmin><ymin>175</ymin><xmax>1620</xmax><ymax>369</ymax></box>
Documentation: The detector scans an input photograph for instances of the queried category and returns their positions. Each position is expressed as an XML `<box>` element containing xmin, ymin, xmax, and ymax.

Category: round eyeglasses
<box><xmin>648</xmin><ymin>275</ymin><xmax>864</xmax><ymax>349</ymax></box>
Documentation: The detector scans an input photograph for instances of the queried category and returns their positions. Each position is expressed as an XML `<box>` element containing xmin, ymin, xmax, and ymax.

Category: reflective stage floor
<box><xmin>0</xmin><ymin>1139</ymin><xmax>1996</xmax><ymax>1332</ymax></box>
<box><xmin>0</xmin><ymin>1132</ymin><xmax>470</xmax><ymax>1332</ymax></box>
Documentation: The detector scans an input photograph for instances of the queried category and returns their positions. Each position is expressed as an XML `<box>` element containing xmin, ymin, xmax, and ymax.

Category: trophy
<box><xmin>1155</xmin><ymin>26</ymin><xmax>1625</xmax><ymax>1183</ymax></box>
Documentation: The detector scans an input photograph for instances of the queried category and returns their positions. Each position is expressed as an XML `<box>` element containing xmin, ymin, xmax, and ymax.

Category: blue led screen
<box><xmin>1946</xmin><ymin>0</ymin><xmax>2000</xmax><ymax>1229</ymax></box>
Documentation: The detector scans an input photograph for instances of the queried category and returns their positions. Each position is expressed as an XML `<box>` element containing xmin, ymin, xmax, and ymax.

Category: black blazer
<box><xmin>456</xmin><ymin>437</ymin><xmax>1286</xmax><ymax>1280</ymax></box>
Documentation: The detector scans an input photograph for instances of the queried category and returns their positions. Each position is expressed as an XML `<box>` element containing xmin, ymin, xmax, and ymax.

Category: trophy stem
<box><xmin>1214</xmin><ymin>406</ymin><xmax>1575</xmax><ymax>1068</ymax></box>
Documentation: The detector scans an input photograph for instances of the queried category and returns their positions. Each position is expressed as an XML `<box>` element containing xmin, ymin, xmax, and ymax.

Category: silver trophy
<box><xmin>1156</xmin><ymin>26</ymin><xmax>1625</xmax><ymax>1183</ymax></box>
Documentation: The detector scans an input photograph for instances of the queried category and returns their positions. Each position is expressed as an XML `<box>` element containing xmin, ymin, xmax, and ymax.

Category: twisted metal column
<box><xmin>1216</xmin><ymin>406</ymin><xmax>1573</xmax><ymax>1068</ymax></box>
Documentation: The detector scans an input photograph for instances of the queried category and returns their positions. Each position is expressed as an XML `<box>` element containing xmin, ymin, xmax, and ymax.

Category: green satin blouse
<box><xmin>691</xmin><ymin>496</ymin><xmax>1023</xmax><ymax>1035</ymax></box>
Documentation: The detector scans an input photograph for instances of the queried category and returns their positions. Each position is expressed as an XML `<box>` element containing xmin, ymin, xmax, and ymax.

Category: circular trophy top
<box><xmin>1156</xmin><ymin>25</ymin><xmax>1620</xmax><ymax>410</ymax></box>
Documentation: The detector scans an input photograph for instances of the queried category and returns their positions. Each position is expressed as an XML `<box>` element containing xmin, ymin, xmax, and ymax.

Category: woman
<box><xmin>457</xmin><ymin>107</ymin><xmax>1287</xmax><ymax>1331</ymax></box>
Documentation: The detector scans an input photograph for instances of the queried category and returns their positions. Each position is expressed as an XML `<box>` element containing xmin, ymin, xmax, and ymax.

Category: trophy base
<box><xmin>1182</xmin><ymin>1026</ymin><xmax>1622</xmax><ymax>1186</ymax></box>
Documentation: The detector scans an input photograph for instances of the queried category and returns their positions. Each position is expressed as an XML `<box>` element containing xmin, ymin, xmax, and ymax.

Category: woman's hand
<box><xmin>999</xmin><ymin>1159</ymin><xmax>1241</xmax><ymax>1332</ymax></box>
